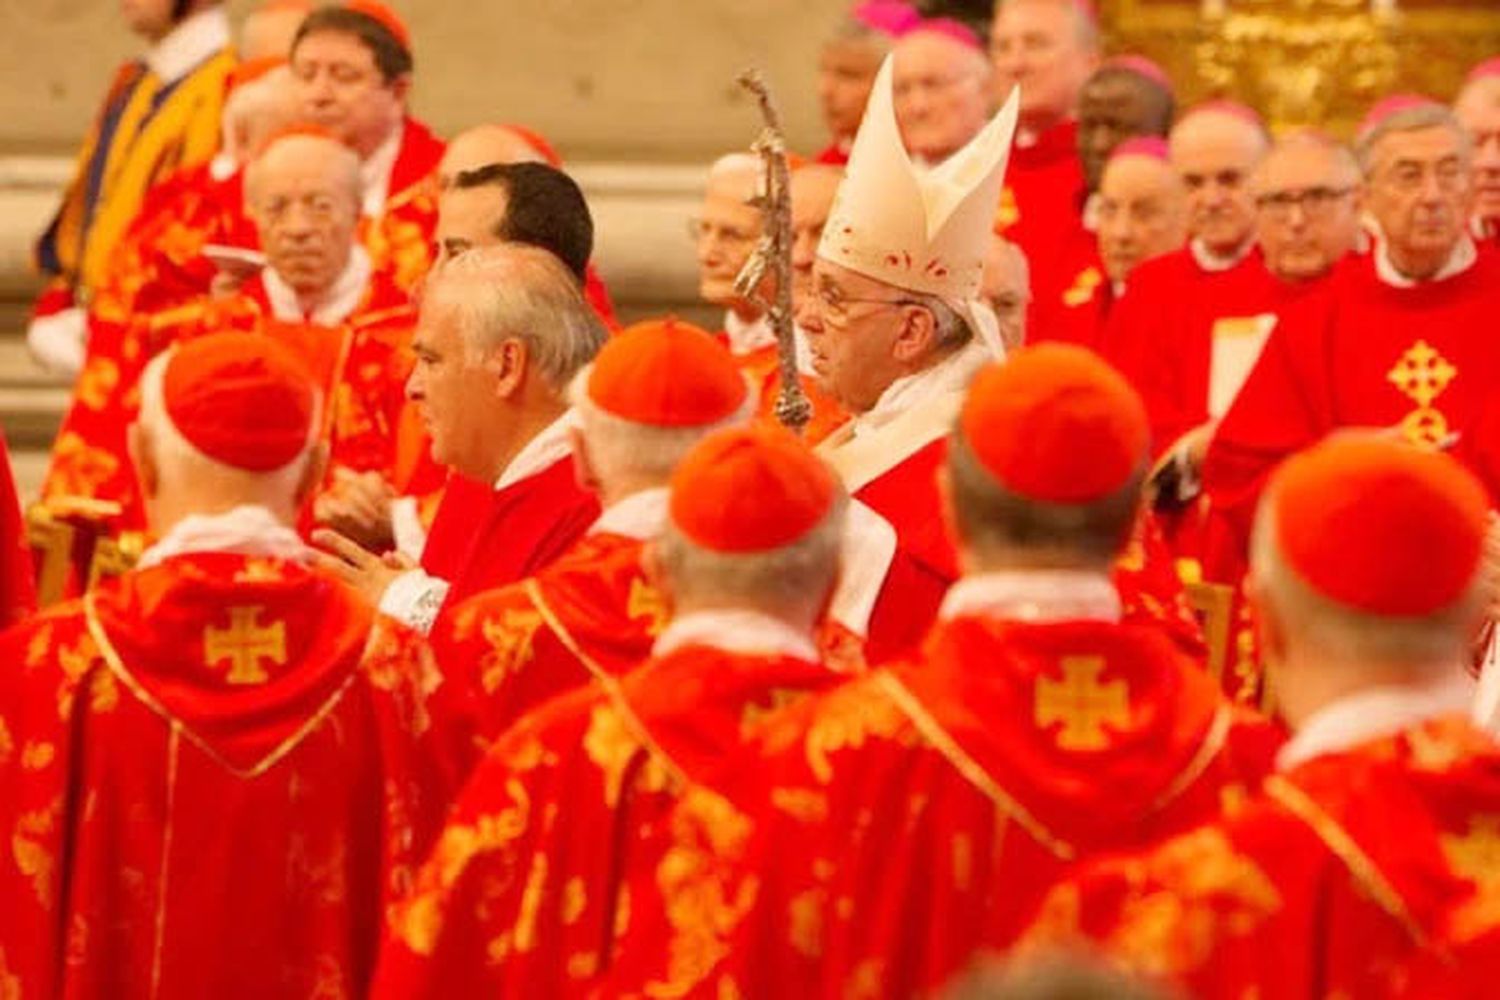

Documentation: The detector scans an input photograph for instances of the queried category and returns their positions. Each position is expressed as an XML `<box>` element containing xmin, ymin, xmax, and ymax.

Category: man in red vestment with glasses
<box><xmin>0</xmin><ymin>333</ymin><xmax>469</xmax><ymax>997</ymax></box>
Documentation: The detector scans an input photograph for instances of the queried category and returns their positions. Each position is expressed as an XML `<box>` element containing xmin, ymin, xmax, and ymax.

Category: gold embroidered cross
<box><xmin>203</xmin><ymin>606</ymin><xmax>286</xmax><ymax>685</ymax></box>
<box><xmin>626</xmin><ymin>577</ymin><xmax>668</xmax><ymax>636</ymax></box>
<box><xmin>1035</xmin><ymin>656</ymin><xmax>1129</xmax><ymax>751</ymax></box>
<box><xmin>1442</xmin><ymin>816</ymin><xmax>1500</xmax><ymax>890</ymax></box>
<box><xmin>1387</xmin><ymin>341</ymin><xmax>1457</xmax><ymax>446</ymax></box>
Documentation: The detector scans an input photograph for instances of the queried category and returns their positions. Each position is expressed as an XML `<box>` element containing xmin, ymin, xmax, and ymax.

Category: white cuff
<box><xmin>27</xmin><ymin>307</ymin><xmax>88</xmax><ymax>377</ymax></box>
<box><xmin>390</xmin><ymin>496</ymin><xmax>428</xmax><ymax>563</ymax></box>
<box><xmin>378</xmin><ymin>568</ymin><xmax>450</xmax><ymax>635</ymax></box>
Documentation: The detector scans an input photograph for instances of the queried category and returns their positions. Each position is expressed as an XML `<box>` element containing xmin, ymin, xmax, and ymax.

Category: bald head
<box><xmin>696</xmin><ymin>154</ymin><xmax>767</xmax><ymax>312</ymax></box>
<box><xmin>892</xmin><ymin>29</ymin><xmax>993</xmax><ymax>164</ymax></box>
<box><xmin>1098</xmin><ymin>151</ymin><xmax>1188</xmax><ymax>284</ymax></box>
<box><xmin>240</xmin><ymin>1</ymin><xmax>311</xmax><ymax>61</ymax></box>
<box><xmin>1076</xmin><ymin>66</ymin><xmax>1175</xmax><ymax>191</ymax></box>
<box><xmin>989</xmin><ymin>0</ymin><xmax>1101</xmax><ymax>133</ymax></box>
<box><xmin>1253</xmin><ymin>134</ymin><xmax>1362</xmax><ymax>283</ymax></box>
<box><xmin>1171</xmin><ymin>107</ymin><xmax>1270</xmax><ymax>258</ymax></box>
<box><xmin>791</xmin><ymin>165</ymin><xmax>844</xmax><ymax>309</ymax></box>
<box><xmin>1456</xmin><ymin>77</ymin><xmax>1500</xmax><ymax>224</ymax></box>
<box><xmin>246</xmin><ymin>134</ymin><xmax>362</xmax><ymax>296</ymax></box>
<box><xmin>438</xmin><ymin>124</ymin><xmax>553</xmax><ymax>190</ymax></box>
<box><xmin>981</xmin><ymin>236</ymin><xmax>1031</xmax><ymax>351</ymax></box>
<box><xmin>222</xmin><ymin>66</ymin><xmax>301</xmax><ymax>165</ymax></box>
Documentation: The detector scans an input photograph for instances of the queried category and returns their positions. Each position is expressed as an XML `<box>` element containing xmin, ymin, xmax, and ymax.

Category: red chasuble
<box><xmin>1102</xmin><ymin>246</ymin><xmax>1288</xmax><ymax>459</ymax></box>
<box><xmin>1028</xmin><ymin>229</ymin><xmax>1110</xmax><ymax>351</ymax></box>
<box><xmin>0</xmin><ymin>553</ymin><xmax>472</xmax><ymax>999</ymax></box>
<box><xmin>373</xmin><ymin>643</ymin><xmax>842</xmax><ymax>998</ymax></box>
<box><xmin>612</xmin><ymin>616</ymin><xmax>1279</xmax><ymax>999</ymax></box>
<box><xmin>42</xmin><ymin>271</ymin><xmax>421</xmax><ymax>532</ymax></box>
<box><xmin>1026</xmin><ymin>717</ymin><xmax>1500</xmax><ymax>999</ymax></box>
<box><xmin>431</xmin><ymin>530</ymin><xmax>666</xmax><ymax>741</ymax></box>
<box><xmin>1201</xmin><ymin>250</ymin><xmax>1500</xmax><ymax>582</ymax></box>
<box><xmin>437</xmin><ymin>457</ymin><xmax>602</xmax><ymax>611</ymax></box>
<box><xmin>996</xmin><ymin>121</ymin><xmax>1089</xmax><ymax>311</ymax></box>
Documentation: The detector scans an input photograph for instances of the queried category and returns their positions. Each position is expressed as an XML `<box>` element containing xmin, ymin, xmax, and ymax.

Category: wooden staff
<box><xmin>734</xmin><ymin>68</ymin><xmax>812</xmax><ymax>434</ymax></box>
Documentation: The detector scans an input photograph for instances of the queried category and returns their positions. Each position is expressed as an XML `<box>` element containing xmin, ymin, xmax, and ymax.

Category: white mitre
<box><xmin>818</xmin><ymin>55</ymin><xmax>1020</xmax><ymax>358</ymax></box>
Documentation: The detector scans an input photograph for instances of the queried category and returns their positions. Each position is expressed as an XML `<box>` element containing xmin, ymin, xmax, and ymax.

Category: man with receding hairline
<box><xmin>1454</xmin><ymin>60</ymin><xmax>1500</xmax><ymax>242</ymax></box>
<box><xmin>891</xmin><ymin>20</ymin><xmax>994</xmax><ymax>166</ymax></box>
<box><xmin>1253</xmin><ymin>132</ymin><xmax>1363</xmax><ymax>285</ymax></box>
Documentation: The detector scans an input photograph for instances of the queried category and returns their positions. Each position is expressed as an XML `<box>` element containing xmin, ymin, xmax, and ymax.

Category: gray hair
<box><xmin>915</xmin><ymin>292</ymin><xmax>975</xmax><ymax>353</ymax></box>
<box><xmin>946</xmin><ymin>433</ymin><xmax>1144</xmax><ymax>567</ymax></box>
<box><xmin>136</xmin><ymin>350</ymin><xmax>319</xmax><ymax>497</ymax></box>
<box><xmin>569</xmin><ymin>376</ymin><xmax>756</xmax><ymax>486</ymax></box>
<box><xmin>1356</xmin><ymin>104</ymin><xmax>1473</xmax><ymax>177</ymax></box>
<box><xmin>244</xmin><ymin>132</ymin><xmax>362</xmax><ymax>212</ymax></box>
<box><xmin>1251</xmin><ymin>504</ymin><xmax>1485</xmax><ymax>664</ymax></box>
<box><xmin>658</xmin><ymin>494</ymin><xmax>848</xmax><ymax>618</ymax></box>
<box><xmin>423</xmin><ymin>244</ymin><xmax>607</xmax><ymax>390</ymax></box>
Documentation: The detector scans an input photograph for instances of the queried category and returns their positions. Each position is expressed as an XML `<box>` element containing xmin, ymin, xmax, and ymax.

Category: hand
<box><xmin>314</xmin><ymin>469</ymin><xmax>396</xmax><ymax>553</ymax></box>
<box><xmin>310</xmin><ymin>528</ymin><xmax>415</xmax><ymax>606</ymax></box>
<box><xmin>1484</xmin><ymin>512</ymin><xmax>1500</xmax><ymax>621</ymax></box>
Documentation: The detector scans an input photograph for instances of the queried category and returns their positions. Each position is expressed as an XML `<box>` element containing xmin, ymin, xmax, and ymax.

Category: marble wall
<box><xmin>0</xmin><ymin>0</ymin><xmax>851</xmax><ymax>160</ymax></box>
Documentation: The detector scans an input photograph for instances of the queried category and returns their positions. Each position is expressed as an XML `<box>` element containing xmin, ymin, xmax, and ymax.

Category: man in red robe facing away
<box><xmin>43</xmin><ymin>129</ymin><xmax>422</xmax><ymax>542</ymax></box>
<box><xmin>1202</xmin><ymin>99</ymin><xmax>1500</xmax><ymax>583</ymax></box>
<box><xmin>988</xmin><ymin>0</ymin><xmax>1099</xmax><ymax>299</ymax></box>
<box><xmin>1025</xmin><ymin>437</ymin><xmax>1500</xmax><ymax>998</ymax></box>
<box><xmin>374</xmin><ymin>424</ymin><xmax>853</xmax><ymax>998</ymax></box>
<box><xmin>0</xmin><ymin>333</ymin><xmax>470</xmax><ymax>998</ymax></box>
<box><xmin>313</xmin><ymin>244</ymin><xmax>606</xmax><ymax>632</ymax></box>
<box><xmin>430</xmin><ymin>317</ymin><xmax>754</xmax><ymax>740</ymax></box>
<box><xmin>611</xmin><ymin>345</ymin><xmax>1279</xmax><ymax>1000</ymax></box>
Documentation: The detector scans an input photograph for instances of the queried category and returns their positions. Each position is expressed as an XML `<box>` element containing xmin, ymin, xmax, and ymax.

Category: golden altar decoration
<box><xmin>1101</xmin><ymin>0</ymin><xmax>1500</xmax><ymax>136</ymax></box>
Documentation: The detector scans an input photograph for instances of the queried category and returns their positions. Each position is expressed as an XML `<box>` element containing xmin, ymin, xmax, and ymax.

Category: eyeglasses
<box><xmin>1255</xmin><ymin>186</ymin><xmax>1355</xmax><ymax>218</ymax></box>
<box><xmin>1380</xmin><ymin>160</ymin><xmax>1468</xmax><ymax>195</ymax></box>
<box><xmin>815</xmin><ymin>283</ymin><xmax>923</xmax><ymax>325</ymax></box>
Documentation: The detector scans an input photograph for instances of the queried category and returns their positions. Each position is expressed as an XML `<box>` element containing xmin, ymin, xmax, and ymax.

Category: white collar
<box><xmin>590</xmin><ymin>487</ymin><xmax>668</xmax><ymax>540</ymax></box>
<box><xmin>145</xmin><ymin>7</ymin><xmax>231</xmax><ymax>83</ymax></box>
<box><xmin>1373</xmin><ymin>235</ymin><xmax>1478</xmax><ymax>288</ymax></box>
<box><xmin>1276</xmin><ymin>669</ymin><xmax>1477</xmax><ymax>772</ymax></box>
<box><xmin>652</xmin><ymin>608</ymin><xmax>820</xmax><ymax>662</ymax></box>
<box><xmin>136</xmin><ymin>504</ymin><xmax>309</xmax><ymax>570</ymax></box>
<box><xmin>723</xmin><ymin>310</ymin><xmax>777</xmax><ymax>357</ymax></box>
<box><xmin>262</xmin><ymin>245</ymin><xmax>372</xmax><ymax>327</ymax></box>
<box><xmin>208</xmin><ymin>150</ymin><xmax>238</xmax><ymax>183</ymax></box>
<box><xmin>360</xmin><ymin>123</ymin><xmax>404</xmax><ymax>217</ymax></box>
<box><xmin>1190</xmin><ymin>236</ymin><xmax>1254</xmax><ymax>273</ymax></box>
<box><xmin>495</xmin><ymin>409</ymin><xmax>578</xmax><ymax>492</ymax></box>
<box><xmin>851</xmin><ymin>338</ymin><xmax>989</xmax><ymax>439</ymax></box>
<box><xmin>939</xmin><ymin>569</ymin><xmax>1123</xmax><ymax>625</ymax></box>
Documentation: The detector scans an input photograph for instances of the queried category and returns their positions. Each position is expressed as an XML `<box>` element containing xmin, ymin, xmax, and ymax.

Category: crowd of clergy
<box><xmin>4</xmin><ymin>0</ymin><xmax>1500</xmax><ymax>995</ymax></box>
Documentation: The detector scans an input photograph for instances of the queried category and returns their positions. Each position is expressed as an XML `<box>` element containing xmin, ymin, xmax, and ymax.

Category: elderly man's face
<box><xmin>435</xmin><ymin>185</ymin><xmax>509</xmax><ymax>266</ymax></box>
<box><xmin>405</xmin><ymin>299</ymin><xmax>500</xmax><ymax>479</ymax></box>
<box><xmin>1254</xmin><ymin>144</ymin><xmax>1361</xmax><ymax>283</ymax></box>
<box><xmin>694</xmin><ymin>169</ymin><xmax>764</xmax><ymax>309</ymax></box>
<box><xmin>790</xmin><ymin>167</ymin><xmax>843</xmax><ymax>311</ymax></box>
<box><xmin>291</xmin><ymin>29</ymin><xmax>405</xmax><ymax>157</ymax></box>
<box><xmin>989</xmin><ymin>0</ymin><xmax>1096</xmax><ymax>128</ymax></box>
<box><xmin>1097</xmin><ymin>154</ymin><xmax>1188</xmax><ymax>284</ymax></box>
<box><xmin>1076</xmin><ymin>72</ymin><xmax>1167</xmax><ymax>191</ymax></box>
<box><xmin>1456</xmin><ymin>89</ymin><xmax>1500</xmax><ymax>224</ymax></box>
<box><xmin>798</xmin><ymin>260</ymin><xmax>916</xmax><ymax>414</ymax></box>
<box><xmin>981</xmin><ymin>237</ymin><xmax>1030</xmax><ymax>351</ymax></box>
<box><xmin>1366</xmin><ymin>125</ymin><xmax>1474</xmax><ymax>277</ymax></box>
<box><xmin>251</xmin><ymin>141</ymin><xmax>360</xmax><ymax>297</ymax></box>
<box><xmin>893</xmin><ymin>33</ymin><xmax>991</xmax><ymax>164</ymax></box>
<box><xmin>1171</xmin><ymin>113</ymin><xmax>1266</xmax><ymax>257</ymax></box>
<box><xmin>819</xmin><ymin>38</ymin><xmax>884</xmax><ymax>145</ymax></box>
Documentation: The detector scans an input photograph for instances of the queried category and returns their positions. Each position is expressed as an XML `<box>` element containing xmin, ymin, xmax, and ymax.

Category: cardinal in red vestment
<box><xmin>43</xmin><ymin>129</ymin><xmax>427</xmax><ymax>547</ymax></box>
<box><xmin>313</xmin><ymin>244</ymin><xmax>606</xmax><ymax>632</ymax></box>
<box><xmin>429</xmin><ymin>317</ymin><xmax>754</xmax><ymax>739</ymax></box>
<box><xmin>373</xmin><ymin>424</ymin><xmax>856</xmax><ymax>998</ymax></box>
<box><xmin>0</xmin><ymin>333</ymin><xmax>472</xmax><ymax>999</ymax></box>
<box><xmin>1201</xmin><ymin>100</ymin><xmax>1500</xmax><ymax>586</ymax></box>
<box><xmin>1024</xmin><ymin>437</ymin><xmax>1500</xmax><ymax>999</ymax></box>
<box><xmin>610</xmin><ymin>345</ymin><xmax>1278</xmax><ymax>1000</ymax></box>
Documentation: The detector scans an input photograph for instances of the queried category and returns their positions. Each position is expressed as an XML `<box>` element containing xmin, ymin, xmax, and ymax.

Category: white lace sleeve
<box><xmin>378</xmin><ymin>569</ymin><xmax>451</xmax><ymax>636</ymax></box>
